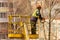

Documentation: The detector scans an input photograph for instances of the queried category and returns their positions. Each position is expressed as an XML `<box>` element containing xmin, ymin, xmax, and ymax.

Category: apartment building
<box><xmin>0</xmin><ymin>0</ymin><xmax>13</xmax><ymax>39</ymax></box>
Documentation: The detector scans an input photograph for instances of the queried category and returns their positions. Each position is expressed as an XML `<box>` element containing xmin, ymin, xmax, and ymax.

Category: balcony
<box><xmin>0</xmin><ymin>18</ymin><xmax>8</xmax><ymax>22</ymax></box>
<box><xmin>0</xmin><ymin>7</ymin><xmax>9</xmax><ymax>12</ymax></box>
<box><xmin>0</xmin><ymin>0</ymin><xmax>8</xmax><ymax>2</ymax></box>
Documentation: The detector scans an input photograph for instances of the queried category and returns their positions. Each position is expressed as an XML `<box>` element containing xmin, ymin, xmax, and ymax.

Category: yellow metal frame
<box><xmin>8</xmin><ymin>15</ymin><xmax>39</xmax><ymax>39</ymax></box>
<box><xmin>8</xmin><ymin>34</ymin><xmax>23</xmax><ymax>38</ymax></box>
<box><xmin>8</xmin><ymin>34</ymin><xmax>38</xmax><ymax>39</ymax></box>
<box><xmin>8</xmin><ymin>15</ymin><xmax>23</xmax><ymax>38</ymax></box>
<box><xmin>29</xmin><ymin>34</ymin><xmax>39</xmax><ymax>39</ymax></box>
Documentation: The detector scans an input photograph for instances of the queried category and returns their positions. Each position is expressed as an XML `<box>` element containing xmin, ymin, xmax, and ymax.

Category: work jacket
<box><xmin>32</xmin><ymin>9</ymin><xmax>41</xmax><ymax>18</ymax></box>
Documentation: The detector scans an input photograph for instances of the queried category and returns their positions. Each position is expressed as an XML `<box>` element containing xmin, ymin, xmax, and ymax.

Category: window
<box><xmin>2</xmin><ymin>2</ymin><xmax>4</xmax><ymax>7</ymax></box>
<box><xmin>4</xmin><ymin>2</ymin><xmax>8</xmax><ymax>7</ymax></box>
<box><xmin>0</xmin><ymin>13</ymin><xmax>7</xmax><ymax>18</ymax></box>
<box><xmin>9</xmin><ymin>3</ymin><xmax>13</xmax><ymax>8</ymax></box>
<box><xmin>0</xmin><ymin>2</ymin><xmax>8</xmax><ymax>7</ymax></box>
<box><xmin>0</xmin><ymin>2</ymin><xmax>1</xmax><ymax>7</ymax></box>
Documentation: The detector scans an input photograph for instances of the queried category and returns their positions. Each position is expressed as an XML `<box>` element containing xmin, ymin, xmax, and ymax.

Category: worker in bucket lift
<box><xmin>30</xmin><ymin>5</ymin><xmax>45</xmax><ymax>34</ymax></box>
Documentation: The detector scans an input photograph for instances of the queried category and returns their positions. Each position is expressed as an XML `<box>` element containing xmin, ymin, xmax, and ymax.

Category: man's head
<box><xmin>36</xmin><ymin>5</ymin><xmax>41</xmax><ymax>9</ymax></box>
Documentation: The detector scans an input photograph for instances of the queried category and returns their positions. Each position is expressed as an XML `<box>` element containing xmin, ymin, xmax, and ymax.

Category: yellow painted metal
<box><xmin>23</xmin><ymin>23</ymin><xmax>29</xmax><ymax>40</ymax></box>
<box><xmin>29</xmin><ymin>34</ymin><xmax>39</xmax><ymax>39</ymax></box>
<box><xmin>8</xmin><ymin>15</ymin><xmax>39</xmax><ymax>39</ymax></box>
<box><xmin>8</xmin><ymin>33</ymin><xmax>38</xmax><ymax>39</ymax></box>
<box><xmin>8</xmin><ymin>15</ymin><xmax>12</xmax><ymax>22</ymax></box>
<box><xmin>19</xmin><ymin>22</ymin><xmax>23</xmax><ymax>27</ymax></box>
<box><xmin>8</xmin><ymin>33</ymin><xmax>23</xmax><ymax>38</ymax></box>
<box><xmin>8</xmin><ymin>15</ymin><xmax>23</xmax><ymax>38</ymax></box>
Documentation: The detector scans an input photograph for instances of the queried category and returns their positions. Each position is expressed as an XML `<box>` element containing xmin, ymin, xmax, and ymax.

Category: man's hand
<box><xmin>41</xmin><ymin>18</ymin><xmax>45</xmax><ymax>23</ymax></box>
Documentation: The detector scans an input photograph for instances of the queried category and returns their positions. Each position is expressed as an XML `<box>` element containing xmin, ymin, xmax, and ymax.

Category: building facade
<box><xmin>0</xmin><ymin>0</ymin><xmax>12</xmax><ymax>39</ymax></box>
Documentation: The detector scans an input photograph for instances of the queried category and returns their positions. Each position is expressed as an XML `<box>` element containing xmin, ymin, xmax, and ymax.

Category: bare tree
<box><xmin>44</xmin><ymin>0</ymin><xmax>60</xmax><ymax>40</ymax></box>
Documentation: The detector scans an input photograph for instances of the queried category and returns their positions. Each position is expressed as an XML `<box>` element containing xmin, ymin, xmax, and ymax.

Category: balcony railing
<box><xmin>0</xmin><ymin>18</ymin><xmax>8</xmax><ymax>22</ymax></box>
<box><xmin>0</xmin><ymin>7</ymin><xmax>9</xmax><ymax>12</ymax></box>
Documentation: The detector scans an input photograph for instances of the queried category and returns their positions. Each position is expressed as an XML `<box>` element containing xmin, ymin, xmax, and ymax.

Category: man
<box><xmin>30</xmin><ymin>5</ymin><xmax>45</xmax><ymax>34</ymax></box>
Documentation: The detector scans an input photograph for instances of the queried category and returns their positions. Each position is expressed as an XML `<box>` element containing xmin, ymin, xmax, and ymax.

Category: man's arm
<box><xmin>39</xmin><ymin>14</ymin><xmax>45</xmax><ymax>22</ymax></box>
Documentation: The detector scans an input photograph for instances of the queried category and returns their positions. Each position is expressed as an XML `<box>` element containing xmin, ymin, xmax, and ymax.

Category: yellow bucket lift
<box><xmin>8</xmin><ymin>15</ymin><xmax>23</xmax><ymax>38</ymax></box>
<box><xmin>8</xmin><ymin>15</ymin><xmax>39</xmax><ymax>40</ymax></box>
